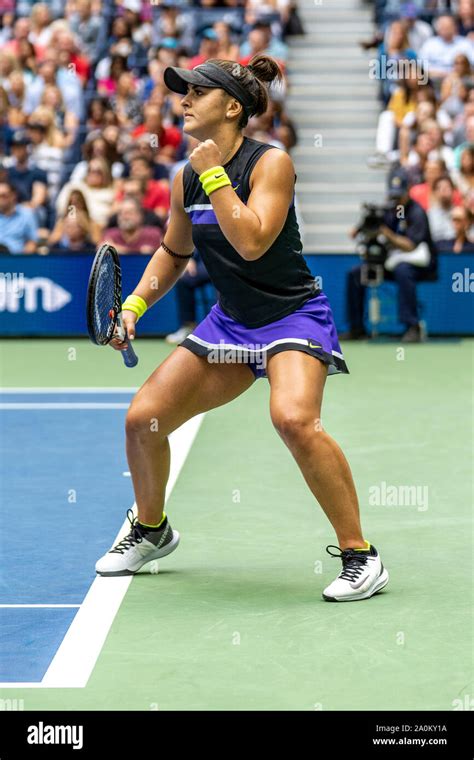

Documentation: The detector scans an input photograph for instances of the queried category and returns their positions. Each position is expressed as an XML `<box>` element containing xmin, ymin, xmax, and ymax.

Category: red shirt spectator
<box><xmin>131</xmin><ymin>123</ymin><xmax>182</xmax><ymax>153</ymax></box>
<box><xmin>103</xmin><ymin>224</ymin><xmax>163</xmax><ymax>253</ymax></box>
<box><xmin>409</xmin><ymin>182</ymin><xmax>463</xmax><ymax>211</ymax></box>
<box><xmin>115</xmin><ymin>180</ymin><xmax>170</xmax><ymax>214</ymax></box>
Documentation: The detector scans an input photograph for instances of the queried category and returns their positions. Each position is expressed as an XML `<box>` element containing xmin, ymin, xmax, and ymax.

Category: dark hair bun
<box><xmin>247</xmin><ymin>54</ymin><xmax>283</xmax><ymax>86</ymax></box>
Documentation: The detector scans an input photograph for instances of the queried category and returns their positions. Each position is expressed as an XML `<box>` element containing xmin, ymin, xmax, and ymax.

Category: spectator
<box><xmin>3</xmin><ymin>17</ymin><xmax>30</xmax><ymax>58</ymax></box>
<box><xmin>421</xmin><ymin>119</ymin><xmax>455</xmax><ymax>170</ymax></box>
<box><xmin>126</xmin><ymin>155</ymin><xmax>170</xmax><ymax>221</ymax></box>
<box><xmin>369</xmin><ymin>71</ymin><xmax>420</xmax><ymax>166</ymax></box>
<box><xmin>408</xmin><ymin>158</ymin><xmax>463</xmax><ymax>210</ymax></box>
<box><xmin>457</xmin><ymin>0</ymin><xmax>474</xmax><ymax>38</ymax></box>
<box><xmin>48</xmin><ymin>214</ymin><xmax>96</xmax><ymax>253</ymax></box>
<box><xmin>239</xmin><ymin>21</ymin><xmax>288</xmax><ymax>63</ymax></box>
<box><xmin>0</xmin><ymin>180</ymin><xmax>38</xmax><ymax>254</ymax></box>
<box><xmin>6</xmin><ymin>71</ymin><xmax>28</xmax><ymax>127</ymax></box>
<box><xmin>55</xmin><ymin>29</ymin><xmax>92</xmax><ymax>85</ymax></box>
<box><xmin>436</xmin><ymin>207</ymin><xmax>474</xmax><ymax>253</ymax></box>
<box><xmin>131</xmin><ymin>102</ymin><xmax>182</xmax><ymax>163</ymax></box>
<box><xmin>440</xmin><ymin>54</ymin><xmax>473</xmax><ymax>118</ymax></box>
<box><xmin>108</xmin><ymin>15</ymin><xmax>147</xmax><ymax>75</ymax></box>
<box><xmin>453</xmin><ymin>113</ymin><xmax>474</xmax><ymax>168</ymax></box>
<box><xmin>107</xmin><ymin>177</ymin><xmax>164</xmax><ymax>229</ymax></box>
<box><xmin>401</xmin><ymin>129</ymin><xmax>436</xmax><ymax>184</ymax></box>
<box><xmin>97</xmin><ymin>54</ymin><xmax>129</xmax><ymax>96</ymax></box>
<box><xmin>68</xmin><ymin>0</ymin><xmax>105</xmax><ymax>65</ymax></box>
<box><xmin>109</xmin><ymin>71</ymin><xmax>143</xmax><ymax>128</ymax></box>
<box><xmin>0</xmin><ymin>86</ymin><xmax>13</xmax><ymax>154</ymax></box>
<box><xmin>122</xmin><ymin>0</ymin><xmax>153</xmax><ymax>49</ymax></box>
<box><xmin>48</xmin><ymin>188</ymin><xmax>102</xmax><ymax>247</ymax></box>
<box><xmin>23</xmin><ymin>52</ymin><xmax>84</xmax><ymax>121</ymax></box>
<box><xmin>151</xmin><ymin>3</ymin><xmax>195</xmax><ymax>53</ymax></box>
<box><xmin>452</xmin><ymin>145</ymin><xmax>474</xmax><ymax>196</ymax></box>
<box><xmin>55</xmin><ymin>157</ymin><xmax>116</xmax><ymax>228</ymax></box>
<box><xmin>419</xmin><ymin>15</ymin><xmax>474</xmax><ymax>82</ymax></box>
<box><xmin>29</xmin><ymin>3</ymin><xmax>53</xmax><ymax>57</ymax></box>
<box><xmin>5</xmin><ymin>129</ymin><xmax>48</xmax><ymax>228</ymax></box>
<box><xmin>101</xmin><ymin>196</ymin><xmax>163</xmax><ymax>254</ymax></box>
<box><xmin>69</xmin><ymin>134</ymin><xmax>125</xmax><ymax>183</ymax></box>
<box><xmin>427</xmin><ymin>175</ymin><xmax>464</xmax><ymax>242</ymax></box>
<box><xmin>341</xmin><ymin>167</ymin><xmax>437</xmax><ymax>343</ymax></box>
<box><xmin>16</xmin><ymin>39</ymin><xmax>36</xmax><ymax>86</ymax></box>
<box><xmin>40</xmin><ymin>84</ymin><xmax>79</xmax><ymax>148</ymax></box>
<box><xmin>26</xmin><ymin>110</ymin><xmax>64</xmax><ymax>200</ymax></box>
<box><xmin>377</xmin><ymin>20</ymin><xmax>417</xmax><ymax>104</ymax></box>
<box><xmin>397</xmin><ymin>3</ymin><xmax>433</xmax><ymax>54</ymax></box>
<box><xmin>214</xmin><ymin>20</ymin><xmax>240</xmax><ymax>60</ymax></box>
<box><xmin>0</xmin><ymin>50</ymin><xmax>16</xmax><ymax>90</ymax></box>
<box><xmin>187</xmin><ymin>28</ymin><xmax>220</xmax><ymax>69</ymax></box>
<box><xmin>123</xmin><ymin>135</ymin><xmax>170</xmax><ymax>181</ymax></box>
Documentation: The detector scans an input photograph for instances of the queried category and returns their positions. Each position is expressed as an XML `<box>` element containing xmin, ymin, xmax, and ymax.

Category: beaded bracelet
<box><xmin>161</xmin><ymin>241</ymin><xmax>193</xmax><ymax>259</ymax></box>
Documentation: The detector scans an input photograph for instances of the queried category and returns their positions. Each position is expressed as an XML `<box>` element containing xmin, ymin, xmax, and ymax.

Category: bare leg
<box><xmin>126</xmin><ymin>346</ymin><xmax>255</xmax><ymax>525</ymax></box>
<box><xmin>267</xmin><ymin>350</ymin><xmax>365</xmax><ymax>549</ymax></box>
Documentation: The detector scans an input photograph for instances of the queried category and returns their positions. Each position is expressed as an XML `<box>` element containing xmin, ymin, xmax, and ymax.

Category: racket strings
<box><xmin>93</xmin><ymin>253</ymin><xmax>118</xmax><ymax>344</ymax></box>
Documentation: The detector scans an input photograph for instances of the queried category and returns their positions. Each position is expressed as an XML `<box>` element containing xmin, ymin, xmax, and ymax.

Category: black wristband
<box><xmin>161</xmin><ymin>241</ymin><xmax>194</xmax><ymax>259</ymax></box>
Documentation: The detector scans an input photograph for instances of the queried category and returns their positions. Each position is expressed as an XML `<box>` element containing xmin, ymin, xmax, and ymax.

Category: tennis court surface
<box><xmin>0</xmin><ymin>338</ymin><xmax>472</xmax><ymax>710</ymax></box>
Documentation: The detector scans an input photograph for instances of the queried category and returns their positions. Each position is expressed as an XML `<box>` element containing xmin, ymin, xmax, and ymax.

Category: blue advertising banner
<box><xmin>0</xmin><ymin>253</ymin><xmax>472</xmax><ymax>336</ymax></box>
<box><xmin>0</xmin><ymin>254</ymin><xmax>179</xmax><ymax>336</ymax></box>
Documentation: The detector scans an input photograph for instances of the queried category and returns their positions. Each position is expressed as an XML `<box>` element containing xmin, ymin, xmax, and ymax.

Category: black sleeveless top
<box><xmin>182</xmin><ymin>135</ymin><xmax>320</xmax><ymax>328</ymax></box>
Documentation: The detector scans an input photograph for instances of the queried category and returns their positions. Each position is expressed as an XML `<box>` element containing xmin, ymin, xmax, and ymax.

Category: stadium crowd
<box><xmin>0</xmin><ymin>0</ymin><xmax>302</xmax><ymax>258</ymax></box>
<box><xmin>365</xmin><ymin>0</ymin><xmax>474</xmax><ymax>254</ymax></box>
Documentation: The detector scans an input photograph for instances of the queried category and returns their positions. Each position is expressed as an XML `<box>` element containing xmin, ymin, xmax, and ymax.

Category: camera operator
<box><xmin>341</xmin><ymin>167</ymin><xmax>437</xmax><ymax>343</ymax></box>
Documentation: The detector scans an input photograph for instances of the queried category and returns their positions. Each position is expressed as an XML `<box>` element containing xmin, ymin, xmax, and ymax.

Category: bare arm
<box><xmin>379</xmin><ymin>224</ymin><xmax>416</xmax><ymax>252</ymax></box>
<box><xmin>110</xmin><ymin>167</ymin><xmax>194</xmax><ymax>348</ymax></box>
<box><xmin>206</xmin><ymin>149</ymin><xmax>295</xmax><ymax>261</ymax></box>
<box><xmin>131</xmin><ymin>167</ymin><xmax>194</xmax><ymax>306</ymax></box>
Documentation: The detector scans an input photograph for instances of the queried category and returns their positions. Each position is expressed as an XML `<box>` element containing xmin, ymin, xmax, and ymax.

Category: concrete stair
<box><xmin>288</xmin><ymin>0</ymin><xmax>384</xmax><ymax>252</ymax></box>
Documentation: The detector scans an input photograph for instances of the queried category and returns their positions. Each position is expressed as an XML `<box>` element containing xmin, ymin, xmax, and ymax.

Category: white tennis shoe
<box><xmin>322</xmin><ymin>542</ymin><xmax>389</xmax><ymax>602</ymax></box>
<box><xmin>96</xmin><ymin>509</ymin><xmax>180</xmax><ymax>576</ymax></box>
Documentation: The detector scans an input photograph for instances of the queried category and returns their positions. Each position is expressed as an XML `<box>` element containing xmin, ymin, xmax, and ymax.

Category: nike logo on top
<box><xmin>308</xmin><ymin>341</ymin><xmax>322</xmax><ymax>349</ymax></box>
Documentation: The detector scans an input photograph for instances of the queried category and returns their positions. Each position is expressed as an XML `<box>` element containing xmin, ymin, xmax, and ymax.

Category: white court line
<box><xmin>0</xmin><ymin>403</ymin><xmax>130</xmax><ymax>410</ymax></box>
<box><xmin>0</xmin><ymin>388</ymin><xmax>138</xmax><ymax>394</ymax></box>
<box><xmin>0</xmin><ymin>605</ymin><xmax>80</xmax><ymax>609</ymax></box>
<box><xmin>38</xmin><ymin>413</ymin><xmax>205</xmax><ymax>689</ymax></box>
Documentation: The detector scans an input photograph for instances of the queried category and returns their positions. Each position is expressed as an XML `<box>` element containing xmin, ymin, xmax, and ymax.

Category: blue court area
<box><xmin>0</xmin><ymin>390</ymin><xmax>135</xmax><ymax>683</ymax></box>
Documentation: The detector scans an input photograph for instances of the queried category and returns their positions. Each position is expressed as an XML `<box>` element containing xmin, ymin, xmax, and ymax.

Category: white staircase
<box><xmin>288</xmin><ymin>0</ymin><xmax>385</xmax><ymax>252</ymax></box>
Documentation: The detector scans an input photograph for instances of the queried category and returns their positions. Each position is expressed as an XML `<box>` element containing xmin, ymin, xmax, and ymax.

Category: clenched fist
<box><xmin>189</xmin><ymin>139</ymin><xmax>223</xmax><ymax>176</ymax></box>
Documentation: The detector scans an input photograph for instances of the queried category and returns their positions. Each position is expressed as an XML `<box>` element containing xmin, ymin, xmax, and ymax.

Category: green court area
<box><xmin>0</xmin><ymin>338</ymin><xmax>472</xmax><ymax>710</ymax></box>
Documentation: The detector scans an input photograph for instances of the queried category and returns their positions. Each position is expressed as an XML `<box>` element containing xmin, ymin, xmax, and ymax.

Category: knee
<box><xmin>126</xmin><ymin>401</ymin><xmax>164</xmax><ymax>440</ymax></box>
<box><xmin>270</xmin><ymin>405</ymin><xmax>318</xmax><ymax>445</ymax></box>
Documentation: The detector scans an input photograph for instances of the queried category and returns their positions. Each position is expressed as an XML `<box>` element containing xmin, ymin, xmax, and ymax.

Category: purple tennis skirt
<box><xmin>178</xmin><ymin>291</ymin><xmax>349</xmax><ymax>380</ymax></box>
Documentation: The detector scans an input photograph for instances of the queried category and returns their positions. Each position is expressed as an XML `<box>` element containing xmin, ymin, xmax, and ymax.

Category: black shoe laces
<box><xmin>326</xmin><ymin>545</ymin><xmax>370</xmax><ymax>582</ymax></box>
<box><xmin>110</xmin><ymin>509</ymin><xmax>146</xmax><ymax>555</ymax></box>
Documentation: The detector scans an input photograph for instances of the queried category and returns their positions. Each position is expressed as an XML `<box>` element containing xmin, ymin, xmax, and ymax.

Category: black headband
<box><xmin>163</xmin><ymin>62</ymin><xmax>256</xmax><ymax>120</ymax></box>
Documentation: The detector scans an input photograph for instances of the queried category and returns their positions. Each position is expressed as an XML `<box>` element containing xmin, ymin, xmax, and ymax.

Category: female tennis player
<box><xmin>96</xmin><ymin>55</ymin><xmax>389</xmax><ymax>602</ymax></box>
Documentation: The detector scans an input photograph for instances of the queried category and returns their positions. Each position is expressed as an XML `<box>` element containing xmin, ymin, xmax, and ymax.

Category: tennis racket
<box><xmin>86</xmin><ymin>243</ymin><xmax>139</xmax><ymax>368</ymax></box>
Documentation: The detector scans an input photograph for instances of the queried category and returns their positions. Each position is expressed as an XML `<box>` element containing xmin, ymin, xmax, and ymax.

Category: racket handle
<box><xmin>122</xmin><ymin>342</ymin><xmax>138</xmax><ymax>368</ymax></box>
<box><xmin>116</xmin><ymin>317</ymin><xmax>139</xmax><ymax>368</ymax></box>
